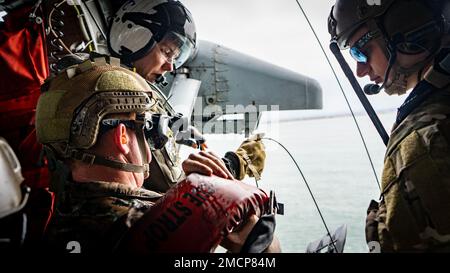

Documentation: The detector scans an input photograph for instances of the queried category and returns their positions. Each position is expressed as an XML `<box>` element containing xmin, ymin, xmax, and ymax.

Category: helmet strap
<box><xmin>384</xmin><ymin>43</ymin><xmax>440</xmax><ymax>95</ymax></box>
<box><xmin>366</xmin><ymin>18</ymin><xmax>443</xmax><ymax>95</ymax></box>
<box><xmin>134</xmin><ymin>118</ymin><xmax>150</xmax><ymax>178</ymax></box>
<box><xmin>68</xmin><ymin>149</ymin><xmax>149</xmax><ymax>175</ymax></box>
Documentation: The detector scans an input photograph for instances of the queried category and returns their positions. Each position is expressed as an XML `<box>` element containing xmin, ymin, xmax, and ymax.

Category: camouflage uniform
<box><xmin>44</xmin><ymin>181</ymin><xmax>161</xmax><ymax>253</ymax></box>
<box><xmin>367</xmin><ymin>62</ymin><xmax>450</xmax><ymax>252</ymax></box>
<box><xmin>145</xmin><ymin>84</ymin><xmax>184</xmax><ymax>193</ymax></box>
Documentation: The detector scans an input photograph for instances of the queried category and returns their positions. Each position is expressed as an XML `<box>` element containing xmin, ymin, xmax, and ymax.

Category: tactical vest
<box><xmin>144</xmin><ymin>83</ymin><xmax>184</xmax><ymax>193</ymax></box>
<box><xmin>378</xmin><ymin>62</ymin><xmax>450</xmax><ymax>251</ymax></box>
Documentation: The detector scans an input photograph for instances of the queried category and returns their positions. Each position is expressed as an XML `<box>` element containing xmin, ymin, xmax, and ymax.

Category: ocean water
<box><xmin>180</xmin><ymin>111</ymin><xmax>397</xmax><ymax>253</ymax></box>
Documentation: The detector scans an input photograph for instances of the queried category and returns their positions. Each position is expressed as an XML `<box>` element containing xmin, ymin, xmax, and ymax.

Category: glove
<box><xmin>115</xmin><ymin>173</ymin><xmax>270</xmax><ymax>253</ymax></box>
<box><xmin>226</xmin><ymin>135</ymin><xmax>266</xmax><ymax>181</ymax></box>
<box><xmin>222</xmin><ymin>214</ymin><xmax>277</xmax><ymax>253</ymax></box>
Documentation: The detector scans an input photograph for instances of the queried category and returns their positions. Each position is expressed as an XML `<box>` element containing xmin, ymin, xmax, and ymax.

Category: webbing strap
<box><xmin>242</xmin><ymin>154</ymin><xmax>261</xmax><ymax>181</ymax></box>
<box><xmin>135</xmin><ymin>119</ymin><xmax>150</xmax><ymax>178</ymax></box>
<box><xmin>70</xmin><ymin>150</ymin><xmax>148</xmax><ymax>173</ymax></box>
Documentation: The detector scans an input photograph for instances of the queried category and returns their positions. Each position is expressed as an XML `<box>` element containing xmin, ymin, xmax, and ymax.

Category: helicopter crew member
<box><xmin>107</xmin><ymin>0</ymin><xmax>266</xmax><ymax>193</ymax></box>
<box><xmin>329</xmin><ymin>0</ymin><xmax>450</xmax><ymax>251</ymax></box>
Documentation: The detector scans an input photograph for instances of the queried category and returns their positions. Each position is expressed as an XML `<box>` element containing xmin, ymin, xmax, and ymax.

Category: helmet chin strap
<box><xmin>69</xmin><ymin>149</ymin><xmax>149</xmax><ymax>175</ymax></box>
<box><xmin>134</xmin><ymin>118</ymin><xmax>150</xmax><ymax>178</ymax></box>
<box><xmin>381</xmin><ymin>49</ymin><xmax>408</xmax><ymax>96</ymax></box>
<box><xmin>383</xmin><ymin>50</ymin><xmax>439</xmax><ymax>95</ymax></box>
<box><xmin>365</xmin><ymin>19</ymin><xmax>440</xmax><ymax>95</ymax></box>
<box><xmin>364</xmin><ymin>49</ymin><xmax>397</xmax><ymax>95</ymax></box>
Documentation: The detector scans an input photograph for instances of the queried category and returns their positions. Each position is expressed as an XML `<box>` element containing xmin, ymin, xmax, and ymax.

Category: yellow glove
<box><xmin>234</xmin><ymin>135</ymin><xmax>266</xmax><ymax>181</ymax></box>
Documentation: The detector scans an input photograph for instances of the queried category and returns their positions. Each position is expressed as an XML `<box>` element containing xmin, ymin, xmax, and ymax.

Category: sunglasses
<box><xmin>100</xmin><ymin>117</ymin><xmax>153</xmax><ymax>136</ymax></box>
<box><xmin>349</xmin><ymin>30</ymin><xmax>380</xmax><ymax>64</ymax></box>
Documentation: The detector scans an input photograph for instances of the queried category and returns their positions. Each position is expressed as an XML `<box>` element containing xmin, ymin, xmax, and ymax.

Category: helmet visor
<box><xmin>157</xmin><ymin>31</ymin><xmax>195</xmax><ymax>69</ymax></box>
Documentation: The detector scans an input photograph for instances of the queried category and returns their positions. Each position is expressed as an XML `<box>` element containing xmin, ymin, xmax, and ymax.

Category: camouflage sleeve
<box><xmin>378</xmin><ymin>117</ymin><xmax>450</xmax><ymax>251</ymax></box>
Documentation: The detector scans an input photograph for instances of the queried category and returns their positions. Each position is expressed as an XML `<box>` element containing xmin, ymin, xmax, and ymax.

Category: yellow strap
<box><xmin>243</xmin><ymin>153</ymin><xmax>261</xmax><ymax>181</ymax></box>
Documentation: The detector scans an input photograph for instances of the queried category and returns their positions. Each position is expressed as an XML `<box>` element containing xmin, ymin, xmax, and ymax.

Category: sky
<box><xmin>182</xmin><ymin>0</ymin><xmax>406</xmax><ymax>117</ymax></box>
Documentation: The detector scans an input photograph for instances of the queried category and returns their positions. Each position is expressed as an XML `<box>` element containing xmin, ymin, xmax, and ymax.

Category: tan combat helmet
<box><xmin>36</xmin><ymin>58</ymin><xmax>156</xmax><ymax>179</ymax></box>
<box><xmin>328</xmin><ymin>0</ymin><xmax>448</xmax><ymax>95</ymax></box>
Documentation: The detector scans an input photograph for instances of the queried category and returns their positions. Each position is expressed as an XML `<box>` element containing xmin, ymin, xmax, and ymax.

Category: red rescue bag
<box><xmin>117</xmin><ymin>173</ymin><xmax>270</xmax><ymax>253</ymax></box>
